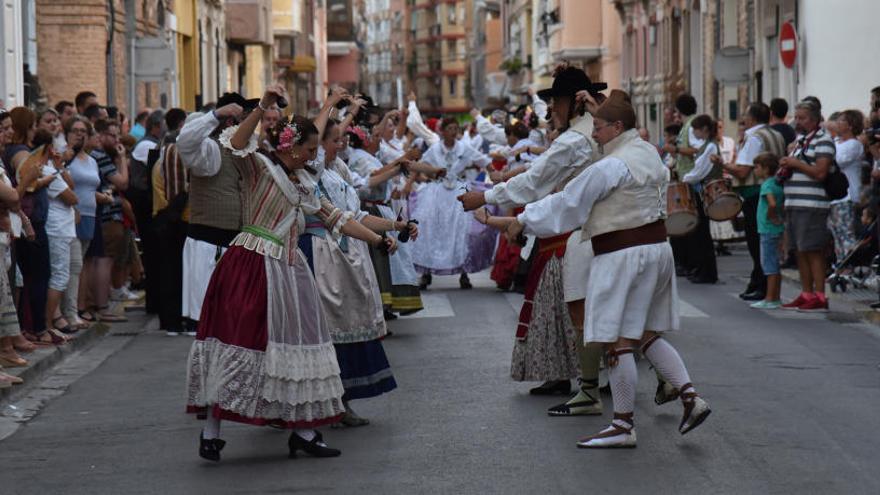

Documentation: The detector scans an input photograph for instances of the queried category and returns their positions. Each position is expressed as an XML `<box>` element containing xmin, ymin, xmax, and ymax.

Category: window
<box><xmin>448</xmin><ymin>3</ymin><xmax>456</xmax><ymax>24</ymax></box>
<box><xmin>448</xmin><ymin>76</ymin><xmax>457</xmax><ymax>96</ymax></box>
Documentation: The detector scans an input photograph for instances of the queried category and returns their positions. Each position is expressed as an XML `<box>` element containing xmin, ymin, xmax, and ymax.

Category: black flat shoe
<box><xmin>288</xmin><ymin>430</ymin><xmax>341</xmax><ymax>459</ymax></box>
<box><xmin>383</xmin><ymin>309</ymin><xmax>398</xmax><ymax>321</ymax></box>
<box><xmin>739</xmin><ymin>291</ymin><xmax>765</xmax><ymax>301</ymax></box>
<box><xmin>199</xmin><ymin>433</ymin><xmax>226</xmax><ymax>462</ymax></box>
<box><xmin>529</xmin><ymin>380</ymin><xmax>571</xmax><ymax>396</ymax></box>
<box><xmin>419</xmin><ymin>273</ymin><xmax>432</xmax><ymax>290</ymax></box>
<box><xmin>459</xmin><ymin>274</ymin><xmax>473</xmax><ymax>290</ymax></box>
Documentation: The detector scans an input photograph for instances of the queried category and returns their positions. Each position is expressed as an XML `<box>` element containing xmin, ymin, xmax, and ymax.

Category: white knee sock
<box><xmin>643</xmin><ymin>337</ymin><xmax>694</xmax><ymax>394</ymax></box>
<box><xmin>608</xmin><ymin>350</ymin><xmax>637</xmax><ymax>426</ymax></box>
<box><xmin>203</xmin><ymin>416</ymin><xmax>221</xmax><ymax>439</ymax></box>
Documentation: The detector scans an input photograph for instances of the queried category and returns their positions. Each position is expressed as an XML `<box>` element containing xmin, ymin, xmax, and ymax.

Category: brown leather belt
<box><xmin>591</xmin><ymin>220</ymin><xmax>667</xmax><ymax>256</ymax></box>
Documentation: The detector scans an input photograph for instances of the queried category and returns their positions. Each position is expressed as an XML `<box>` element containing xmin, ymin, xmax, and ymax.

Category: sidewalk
<box><xmin>0</xmin><ymin>300</ymin><xmax>155</xmax><ymax>405</ymax></box>
<box><xmin>717</xmin><ymin>245</ymin><xmax>880</xmax><ymax>326</ymax></box>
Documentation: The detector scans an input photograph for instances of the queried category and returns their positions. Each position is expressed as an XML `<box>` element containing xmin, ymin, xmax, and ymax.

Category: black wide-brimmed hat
<box><xmin>537</xmin><ymin>67</ymin><xmax>607</xmax><ymax>102</ymax></box>
<box><xmin>217</xmin><ymin>92</ymin><xmax>260</xmax><ymax>110</ymax></box>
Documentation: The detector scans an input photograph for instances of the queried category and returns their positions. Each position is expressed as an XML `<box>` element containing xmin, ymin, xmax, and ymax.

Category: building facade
<box><xmin>498</xmin><ymin>0</ymin><xmax>620</xmax><ymax>110</ymax></box>
<box><xmin>616</xmin><ymin>0</ymin><xmax>880</xmax><ymax>141</ymax></box>
<box><xmin>327</xmin><ymin>0</ymin><xmax>360</xmax><ymax>90</ymax></box>
<box><xmin>360</xmin><ymin>0</ymin><xmax>408</xmax><ymax>108</ymax></box>
<box><xmin>272</xmin><ymin>0</ymin><xmax>319</xmax><ymax>114</ymax></box>
<box><xmin>408</xmin><ymin>0</ymin><xmax>472</xmax><ymax>114</ymax></box>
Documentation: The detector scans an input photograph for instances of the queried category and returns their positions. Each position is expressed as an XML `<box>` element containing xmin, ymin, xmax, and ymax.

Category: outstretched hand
<box><xmin>457</xmin><ymin>190</ymin><xmax>486</xmax><ymax>211</ymax></box>
<box><xmin>260</xmin><ymin>84</ymin><xmax>287</xmax><ymax>109</ymax></box>
<box><xmin>505</xmin><ymin>219</ymin><xmax>524</xmax><ymax>244</ymax></box>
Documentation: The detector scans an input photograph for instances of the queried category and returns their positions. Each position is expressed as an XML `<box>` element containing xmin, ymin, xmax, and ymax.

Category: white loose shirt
<box><xmin>735</xmin><ymin>124</ymin><xmax>766</xmax><ymax>166</ymax></box>
<box><xmin>177</xmin><ymin>112</ymin><xmax>222</xmax><ymax>177</ymax></box>
<box><xmin>484</xmin><ymin>119</ymin><xmax>593</xmax><ymax>210</ymax></box>
<box><xmin>682</xmin><ymin>142</ymin><xmax>719</xmax><ymax>184</ymax></box>
<box><xmin>835</xmin><ymin>137</ymin><xmax>865</xmax><ymax>204</ymax></box>
<box><xmin>406</xmin><ymin>101</ymin><xmax>440</xmax><ymax>147</ymax></box>
<box><xmin>422</xmin><ymin>139</ymin><xmax>492</xmax><ymax>180</ymax></box>
<box><xmin>517</xmin><ymin>157</ymin><xmax>630</xmax><ymax>238</ymax></box>
<box><xmin>475</xmin><ymin>114</ymin><xmax>507</xmax><ymax>146</ymax></box>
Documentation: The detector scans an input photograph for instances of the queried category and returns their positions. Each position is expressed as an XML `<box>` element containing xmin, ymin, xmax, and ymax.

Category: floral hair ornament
<box><xmin>347</xmin><ymin>125</ymin><xmax>370</xmax><ymax>146</ymax></box>
<box><xmin>276</xmin><ymin>122</ymin><xmax>301</xmax><ymax>153</ymax></box>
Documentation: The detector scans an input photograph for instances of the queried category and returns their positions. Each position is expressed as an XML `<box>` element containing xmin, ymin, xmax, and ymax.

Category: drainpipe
<box><xmin>106</xmin><ymin>0</ymin><xmax>116</xmax><ymax>106</ymax></box>
<box><xmin>126</xmin><ymin>0</ymin><xmax>136</xmax><ymax>114</ymax></box>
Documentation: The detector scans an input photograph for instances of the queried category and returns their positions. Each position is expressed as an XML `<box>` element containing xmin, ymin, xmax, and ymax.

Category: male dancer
<box><xmin>459</xmin><ymin>66</ymin><xmax>607</xmax><ymax>414</ymax></box>
<box><xmin>176</xmin><ymin>93</ymin><xmax>257</xmax><ymax>330</ymax></box>
<box><xmin>509</xmin><ymin>90</ymin><xmax>710</xmax><ymax>448</ymax></box>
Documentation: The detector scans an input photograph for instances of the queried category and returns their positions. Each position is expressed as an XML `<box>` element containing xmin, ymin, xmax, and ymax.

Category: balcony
<box><xmin>227</xmin><ymin>0</ymin><xmax>273</xmax><ymax>45</ymax></box>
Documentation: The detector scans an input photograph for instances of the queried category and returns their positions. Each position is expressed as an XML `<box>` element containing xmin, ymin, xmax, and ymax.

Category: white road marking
<box><xmin>398</xmin><ymin>293</ymin><xmax>455</xmax><ymax>319</ymax></box>
<box><xmin>505</xmin><ymin>292</ymin><xmax>708</xmax><ymax>318</ymax></box>
<box><xmin>679</xmin><ymin>299</ymin><xmax>709</xmax><ymax>318</ymax></box>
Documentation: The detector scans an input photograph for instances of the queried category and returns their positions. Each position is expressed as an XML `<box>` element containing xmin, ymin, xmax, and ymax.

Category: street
<box><xmin>1</xmin><ymin>253</ymin><xmax>879</xmax><ymax>495</ymax></box>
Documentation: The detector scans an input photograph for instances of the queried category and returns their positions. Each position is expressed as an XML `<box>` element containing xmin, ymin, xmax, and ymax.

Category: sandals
<box><xmin>12</xmin><ymin>335</ymin><xmax>37</xmax><ymax>353</ymax></box>
<box><xmin>96</xmin><ymin>306</ymin><xmax>127</xmax><ymax>323</ymax></box>
<box><xmin>78</xmin><ymin>310</ymin><xmax>97</xmax><ymax>323</ymax></box>
<box><xmin>0</xmin><ymin>353</ymin><xmax>28</xmax><ymax>367</ymax></box>
<box><xmin>25</xmin><ymin>330</ymin><xmax>67</xmax><ymax>346</ymax></box>
<box><xmin>52</xmin><ymin>316</ymin><xmax>78</xmax><ymax>335</ymax></box>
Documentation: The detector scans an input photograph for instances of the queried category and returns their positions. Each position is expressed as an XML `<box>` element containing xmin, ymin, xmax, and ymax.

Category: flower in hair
<box><xmin>277</xmin><ymin>123</ymin><xmax>301</xmax><ymax>152</ymax></box>
<box><xmin>347</xmin><ymin>125</ymin><xmax>370</xmax><ymax>146</ymax></box>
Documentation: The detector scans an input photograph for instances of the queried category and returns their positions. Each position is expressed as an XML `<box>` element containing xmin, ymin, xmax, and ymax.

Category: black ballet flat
<box><xmin>459</xmin><ymin>274</ymin><xmax>473</xmax><ymax>290</ymax></box>
<box><xmin>529</xmin><ymin>380</ymin><xmax>572</xmax><ymax>396</ymax></box>
<box><xmin>199</xmin><ymin>433</ymin><xmax>226</xmax><ymax>462</ymax></box>
<box><xmin>288</xmin><ymin>430</ymin><xmax>341</xmax><ymax>459</ymax></box>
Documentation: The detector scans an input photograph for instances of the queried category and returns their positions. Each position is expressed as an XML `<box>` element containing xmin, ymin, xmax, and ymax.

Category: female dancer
<box><xmin>186</xmin><ymin>86</ymin><xmax>396</xmax><ymax>461</ymax></box>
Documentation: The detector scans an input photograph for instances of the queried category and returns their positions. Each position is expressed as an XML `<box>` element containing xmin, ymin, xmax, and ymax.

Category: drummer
<box><xmin>679</xmin><ymin>115</ymin><xmax>720</xmax><ymax>284</ymax></box>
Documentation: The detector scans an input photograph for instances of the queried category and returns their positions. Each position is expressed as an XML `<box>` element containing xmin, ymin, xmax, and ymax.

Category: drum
<box><xmin>666</xmin><ymin>182</ymin><xmax>698</xmax><ymax>236</ymax></box>
<box><xmin>703</xmin><ymin>179</ymin><xmax>743</xmax><ymax>221</ymax></box>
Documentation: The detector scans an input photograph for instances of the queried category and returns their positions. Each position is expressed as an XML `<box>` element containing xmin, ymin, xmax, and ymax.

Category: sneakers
<box><xmin>781</xmin><ymin>294</ymin><xmax>810</xmax><ymax>310</ymax></box>
<box><xmin>110</xmin><ymin>287</ymin><xmax>141</xmax><ymax>302</ymax></box>
<box><xmin>547</xmin><ymin>388</ymin><xmax>603</xmax><ymax>416</ymax></box>
<box><xmin>797</xmin><ymin>297</ymin><xmax>829</xmax><ymax>313</ymax></box>
<box><xmin>750</xmin><ymin>300</ymin><xmax>781</xmax><ymax>310</ymax></box>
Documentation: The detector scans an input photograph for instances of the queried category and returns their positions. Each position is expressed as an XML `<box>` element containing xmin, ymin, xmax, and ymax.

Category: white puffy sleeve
<box><xmin>177</xmin><ymin>112</ymin><xmax>222</xmax><ymax>177</ymax></box>
<box><xmin>485</xmin><ymin>131</ymin><xmax>592</xmax><ymax>210</ymax></box>
<box><xmin>682</xmin><ymin>142</ymin><xmax>719</xmax><ymax>184</ymax></box>
<box><xmin>475</xmin><ymin>115</ymin><xmax>507</xmax><ymax>146</ymax></box>
<box><xmin>406</xmin><ymin>100</ymin><xmax>440</xmax><ymax>147</ymax></box>
<box><xmin>517</xmin><ymin>157</ymin><xmax>630</xmax><ymax>238</ymax></box>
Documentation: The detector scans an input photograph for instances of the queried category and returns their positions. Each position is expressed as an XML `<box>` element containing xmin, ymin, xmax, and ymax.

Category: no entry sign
<box><xmin>779</xmin><ymin>21</ymin><xmax>797</xmax><ymax>68</ymax></box>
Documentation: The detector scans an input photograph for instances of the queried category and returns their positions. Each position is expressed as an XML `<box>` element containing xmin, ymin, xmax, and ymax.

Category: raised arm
<box><xmin>406</xmin><ymin>93</ymin><xmax>439</xmax><ymax>146</ymax></box>
<box><xmin>231</xmin><ymin>85</ymin><xmax>287</xmax><ymax>151</ymax></box>
<box><xmin>314</xmin><ymin>87</ymin><xmax>348</xmax><ymax>140</ymax></box>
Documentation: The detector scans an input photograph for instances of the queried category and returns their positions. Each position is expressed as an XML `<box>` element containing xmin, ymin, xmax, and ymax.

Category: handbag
<box><xmin>796</xmin><ymin>131</ymin><xmax>848</xmax><ymax>201</ymax></box>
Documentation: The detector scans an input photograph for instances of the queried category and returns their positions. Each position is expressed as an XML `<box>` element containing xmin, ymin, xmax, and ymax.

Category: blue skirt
<box><xmin>334</xmin><ymin>340</ymin><xmax>397</xmax><ymax>401</ymax></box>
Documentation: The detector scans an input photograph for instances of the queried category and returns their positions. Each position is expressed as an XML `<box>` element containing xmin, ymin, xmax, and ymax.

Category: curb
<box><xmin>0</xmin><ymin>303</ymin><xmax>153</xmax><ymax>403</ymax></box>
<box><xmin>778</xmin><ymin>268</ymin><xmax>880</xmax><ymax>327</ymax></box>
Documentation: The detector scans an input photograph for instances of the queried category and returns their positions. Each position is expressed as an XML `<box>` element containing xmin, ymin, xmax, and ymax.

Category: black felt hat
<box><xmin>537</xmin><ymin>67</ymin><xmax>607</xmax><ymax>102</ymax></box>
<box><xmin>217</xmin><ymin>92</ymin><xmax>260</xmax><ymax>110</ymax></box>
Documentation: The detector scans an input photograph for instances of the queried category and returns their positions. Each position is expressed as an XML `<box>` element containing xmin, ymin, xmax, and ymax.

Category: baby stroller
<box><xmin>827</xmin><ymin>219</ymin><xmax>878</xmax><ymax>293</ymax></box>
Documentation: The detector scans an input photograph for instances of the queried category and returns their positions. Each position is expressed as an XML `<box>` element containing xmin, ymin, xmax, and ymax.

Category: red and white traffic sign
<box><xmin>779</xmin><ymin>21</ymin><xmax>797</xmax><ymax>68</ymax></box>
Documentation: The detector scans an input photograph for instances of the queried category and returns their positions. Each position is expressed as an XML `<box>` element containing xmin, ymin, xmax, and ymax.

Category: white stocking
<box><xmin>608</xmin><ymin>349</ymin><xmax>637</xmax><ymax>427</ymax></box>
<box><xmin>642</xmin><ymin>336</ymin><xmax>694</xmax><ymax>394</ymax></box>
<box><xmin>203</xmin><ymin>416</ymin><xmax>221</xmax><ymax>439</ymax></box>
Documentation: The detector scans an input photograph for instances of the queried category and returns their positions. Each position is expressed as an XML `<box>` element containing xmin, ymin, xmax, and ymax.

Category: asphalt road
<box><xmin>2</xmin><ymin>254</ymin><xmax>879</xmax><ymax>495</ymax></box>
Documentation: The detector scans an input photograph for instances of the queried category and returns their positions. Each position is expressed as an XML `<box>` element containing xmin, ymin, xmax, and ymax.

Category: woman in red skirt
<box><xmin>185</xmin><ymin>86</ymin><xmax>395</xmax><ymax>461</ymax></box>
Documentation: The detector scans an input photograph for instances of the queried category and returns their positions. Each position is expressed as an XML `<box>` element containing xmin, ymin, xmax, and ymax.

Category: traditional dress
<box><xmin>186</xmin><ymin>130</ymin><xmax>349</xmax><ymax>429</ymax></box>
<box><xmin>347</xmin><ymin>146</ymin><xmax>423</xmax><ymax>314</ymax></box>
<box><xmin>484</xmin><ymin>114</ymin><xmax>597</xmax><ymax>382</ymax></box>
<box><xmin>301</xmin><ymin>155</ymin><xmax>396</xmax><ymax>400</ymax></box>
<box><xmin>176</xmin><ymin>112</ymin><xmax>241</xmax><ymax>323</ymax></box>
<box><xmin>412</xmin><ymin>139</ymin><xmax>493</xmax><ymax>275</ymax></box>
<box><xmin>489</xmin><ymin>138</ymin><xmax>537</xmax><ymax>290</ymax></box>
